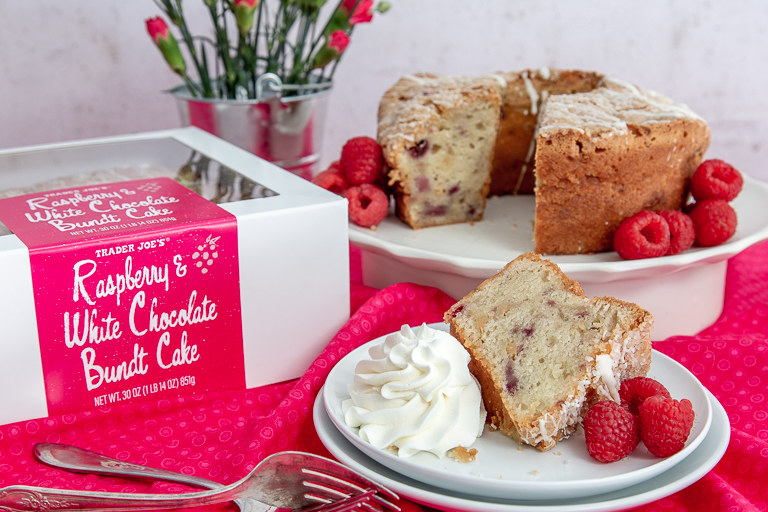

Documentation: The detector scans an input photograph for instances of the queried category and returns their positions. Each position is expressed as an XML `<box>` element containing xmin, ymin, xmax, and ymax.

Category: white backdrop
<box><xmin>0</xmin><ymin>1</ymin><xmax>766</xmax><ymax>181</ymax></box>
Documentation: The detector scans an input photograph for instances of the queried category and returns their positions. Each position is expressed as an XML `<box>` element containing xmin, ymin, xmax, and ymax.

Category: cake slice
<box><xmin>444</xmin><ymin>252</ymin><xmax>653</xmax><ymax>451</ymax></box>
<box><xmin>377</xmin><ymin>73</ymin><xmax>502</xmax><ymax>228</ymax></box>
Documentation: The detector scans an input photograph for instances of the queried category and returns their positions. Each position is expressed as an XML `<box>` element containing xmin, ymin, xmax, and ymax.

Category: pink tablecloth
<box><xmin>1</xmin><ymin>242</ymin><xmax>767</xmax><ymax>512</ymax></box>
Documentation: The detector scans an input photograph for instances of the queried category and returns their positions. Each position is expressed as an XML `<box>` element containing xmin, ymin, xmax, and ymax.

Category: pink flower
<box><xmin>341</xmin><ymin>0</ymin><xmax>374</xmax><ymax>25</ymax></box>
<box><xmin>328</xmin><ymin>30</ymin><xmax>350</xmax><ymax>54</ymax></box>
<box><xmin>145</xmin><ymin>16</ymin><xmax>186</xmax><ymax>76</ymax></box>
<box><xmin>350</xmin><ymin>0</ymin><xmax>374</xmax><ymax>24</ymax></box>
<box><xmin>146</xmin><ymin>16</ymin><xmax>171</xmax><ymax>44</ymax></box>
<box><xmin>233</xmin><ymin>0</ymin><xmax>259</xmax><ymax>34</ymax></box>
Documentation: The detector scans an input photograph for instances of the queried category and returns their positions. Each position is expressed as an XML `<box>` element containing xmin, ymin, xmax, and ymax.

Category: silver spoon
<box><xmin>35</xmin><ymin>443</ymin><xmax>233</xmax><ymax>492</ymax></box>
<box><xmin>34</xmin><ymin>443</ymin><xmax>264</xmax><ymax>511</ymax></box>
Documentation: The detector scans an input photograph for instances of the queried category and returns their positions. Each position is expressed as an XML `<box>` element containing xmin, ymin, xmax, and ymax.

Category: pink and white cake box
<box><xmin>0</xmin><ymin>127</ymin><xmax>349</xmax><ymax>425</ymax></box>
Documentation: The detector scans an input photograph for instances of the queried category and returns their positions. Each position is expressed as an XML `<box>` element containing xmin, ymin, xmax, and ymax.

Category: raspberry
<box><xmin>312</xmin><ymin>162</ymin><xmax>348</xmax><ymax>195</ymax></box>
<box><xmin>613</xmin><ymin>211</ymin><xmax>671</xmax><ymax>260</ymax></box>
<box><xmin>619</xmin><ymin>377</ymin><xmax>671</xmax><ymax>415</ymax></box>
<box><xmin>340</xmin><ymin>136</ymin><xmax>385</xmax><ymax>186</ymax></box>
<box><xmin>691</xmin><ymin>159</ymin><xmax>744</xmax><ymax>202</ymax></box>
<box><xmin>583</xmin><ymin>400</ymin><xmax>640</xmax><ymax>463</ymax></box>
<box><xmin>638</xmin><ymin>395</ymin><xmax>695</xmax><ymax>457</ymax></box>
<box><xmin>658</xmin><ymin>210</ymin><xmax>695</xmax><ymax>255</ymax></box>
<box><xmin>688</xmin><ymin>199</ymin><xmax>738</xmax><ymax>247</ymax></box>
<box><xmin>346</xmin><ymin>184</ymin><xmax>389</xmax><ymax>228</ymax></box>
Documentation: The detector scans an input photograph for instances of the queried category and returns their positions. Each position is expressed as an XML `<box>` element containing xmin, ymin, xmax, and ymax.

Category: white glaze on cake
<box><xmin>538</xmin><ymin>76</ymin><xmax>704</xmax><ymax>136</ymax></box>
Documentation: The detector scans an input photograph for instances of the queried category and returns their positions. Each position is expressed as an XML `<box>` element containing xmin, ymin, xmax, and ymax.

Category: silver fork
<box><xmin>1</xmin><ymin>449</ymin><xmax>399</xmax><ymax>512</ymax></box>
<box><xmin>34</xmin><ymin>444</ymin><xmax>392</xmax><ymax>512</ymax></box>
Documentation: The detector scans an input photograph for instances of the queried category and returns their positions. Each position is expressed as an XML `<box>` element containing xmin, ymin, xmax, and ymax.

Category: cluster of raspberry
<box><xmin>312</xmin><ymin>136</ymin><xmax>390</xmax><ymax>229</ymax></box>
<box><xmin>584</xmin><ymin>377</ymin><xmax>695</xmax><ymax>463</ymax></box>
<box><xmin>614</xmin><ymin>159</ymin><xmax>743</xmax><ymax>260</ymax></box>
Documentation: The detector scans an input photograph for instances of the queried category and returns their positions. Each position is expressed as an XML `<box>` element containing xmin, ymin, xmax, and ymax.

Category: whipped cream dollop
<box><xmin>342</xmin><ymin>323</ymin><xmax>485</xmax><ymax>458</ymax></box>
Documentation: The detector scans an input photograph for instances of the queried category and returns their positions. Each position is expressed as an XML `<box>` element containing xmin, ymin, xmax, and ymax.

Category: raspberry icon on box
<box><xmin>192</xmin><ymin>234</ymin><xmax>220</xmax><ymax>274</ymax></box>
<box><xmin>137</xmin><ymin>181</ymin><xmax>163</xmax><ymax>194</ymax></box>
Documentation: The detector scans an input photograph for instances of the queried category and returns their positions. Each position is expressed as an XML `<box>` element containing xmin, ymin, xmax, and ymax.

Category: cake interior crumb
<box><xmin>448</xmin><ymin>446</ymin><xmax>478</xmax><ymax>463</ymax></box>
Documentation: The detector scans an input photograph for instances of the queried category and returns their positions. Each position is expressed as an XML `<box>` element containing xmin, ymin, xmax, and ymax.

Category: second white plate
<box><xmin>315</xmin><ymin>389</ymin><xmax>729</xmax><ymax>512</ymax></box>
<box><xmin>323</xmin><ymin>324</ymin><xmax>712</xmax><ymax>501</ymax></box>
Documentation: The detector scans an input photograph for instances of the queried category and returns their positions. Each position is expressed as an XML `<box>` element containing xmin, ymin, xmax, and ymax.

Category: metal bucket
<box><xmin>171</xmin><ymin>74</ymin><xmax>331</xmax><ymax>180</ymax></box>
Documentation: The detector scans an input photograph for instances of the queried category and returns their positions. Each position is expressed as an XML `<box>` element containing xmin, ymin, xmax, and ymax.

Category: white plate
<box><xmin>349</xmin><ymin>175</ymin><xmax>768</xmax><ymax>282</ymax></box>
<box><xmin>322</xmin><ymin>325</ymin><xmax>712</xmax><ymax>501</ymax></box>
<box><xmin>314</xmin><ymin>388</ymin><xmax>729</xmax><ymax>512</ymax></box>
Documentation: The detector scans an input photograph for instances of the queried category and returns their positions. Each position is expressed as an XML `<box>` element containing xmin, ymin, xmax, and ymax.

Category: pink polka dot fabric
<box><xmin>645</xmin><ymin>240</ymin><xmax>768</xmax><ymax>512</ymax></box>
<box><xmin>0</xmin><ymin>241</ymin><xmax>766</xmax><ymax>512</ymax></box>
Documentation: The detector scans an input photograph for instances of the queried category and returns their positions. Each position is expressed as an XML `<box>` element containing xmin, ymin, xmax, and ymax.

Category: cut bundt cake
<box><xmin>489</xmin><ymin>69</ymin><xmax>604</xmax><ymax>196</ymax></box>
<box><xmin>533</xmin><ymin>78</ymin><xmax>710</xmax><ymax>254</ymax></box>
<box><xmin>444</xmin><ymin>252</ymin><xmax>653</xmax><ymax>451</ymax></box>
<box><xmin>377</xmin><ymin>69</ymin><xmax>711</xmax><ymax>255</ymax></box>
<box><xmin>377</xmin><ymin>73</ymin><xmax>502</xmax><ymax>228</ymax></box>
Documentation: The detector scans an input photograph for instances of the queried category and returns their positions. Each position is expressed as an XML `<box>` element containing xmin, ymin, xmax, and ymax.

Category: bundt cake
<box><xmin>444</xmin><ymin>252</ymin><xmax>653</xmax><ymax>451</ymax></box>
<box><xmin>377</xmin><ymin>69</ymin><xmax>711</xmax><ymax>254</ymax></box>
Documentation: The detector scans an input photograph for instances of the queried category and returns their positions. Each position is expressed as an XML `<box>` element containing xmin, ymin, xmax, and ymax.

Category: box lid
<box><xmin>0</xmin><ymin>127</ymin><xmax>344</xmax><ymax>240</ymax></box>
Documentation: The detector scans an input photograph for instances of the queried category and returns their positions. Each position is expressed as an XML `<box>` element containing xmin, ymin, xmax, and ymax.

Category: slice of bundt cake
<box><xmin>377</xmin><ymin>73</ymin><xmax>502</xmax><ymax>228</ymax></box>
<box><xmin>444</xmin><ymin>252</ymin><xmax>653</xmax><ymax>451</ymax></box>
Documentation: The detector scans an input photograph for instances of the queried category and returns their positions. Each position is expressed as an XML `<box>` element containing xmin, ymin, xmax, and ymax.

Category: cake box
<box><xmin>0</xmin><ymin>127</ymin><xmax>349</xmax><ymax>426</ymax></box>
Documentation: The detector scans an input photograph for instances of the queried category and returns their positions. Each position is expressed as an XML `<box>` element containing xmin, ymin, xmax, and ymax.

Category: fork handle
<box><xmin>0</xmin><ymin>484</ymin><xmax>241</xmax><ymax>512</ymax></box>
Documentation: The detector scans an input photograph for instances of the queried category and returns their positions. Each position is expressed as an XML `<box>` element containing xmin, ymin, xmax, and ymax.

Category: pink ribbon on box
<box><xmin>0</xmin><ymin>178</ymin><xmax>245</xmax><ymax>416</ymax></box>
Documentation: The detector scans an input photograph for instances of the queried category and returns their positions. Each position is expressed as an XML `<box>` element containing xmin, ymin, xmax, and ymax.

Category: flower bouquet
<box><xmin>146</xmin><ymin>0</ymin><xmax>390</xmax><ymax>100</ymax></box>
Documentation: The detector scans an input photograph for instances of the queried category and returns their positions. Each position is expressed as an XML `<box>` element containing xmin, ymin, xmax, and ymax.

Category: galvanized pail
<box><xmin>171</xmin><ymin>74</ymin><xmax>331</xmax><ymax>180</ymax></box>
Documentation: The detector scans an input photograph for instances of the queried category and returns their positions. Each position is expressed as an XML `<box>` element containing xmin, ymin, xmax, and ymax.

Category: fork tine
<box><xmin>303</xmin><ymin>469</ymin><xmax>367</xmax><ymax>495</ymax></box>
<box><xmin>298</xmin><ymin>489</ymin><xmax>374</xmax><ymax>511</ymax></box>
<box><xmin>294</xmin><ymin>453</ymin><xmax>399</xmax><ymax>503</ymax></box>
<box><xmin>302</xmin><ymin>480</ymin><xmax>358</xmax><ymax>502</ymax></box>
<box><xmin>369</xmin><ymin>494</ymin><xmax>400</xmax><ymax>512</ymax></box>
<box><xmin>300</xmin><ymin>467</ymin><xmax>399</xmax><ymax>511</ymax></box>
<box><xmin>300</xmin><ymin>477</ymin><xmax>395</xmax><ymax>512</ymax></box>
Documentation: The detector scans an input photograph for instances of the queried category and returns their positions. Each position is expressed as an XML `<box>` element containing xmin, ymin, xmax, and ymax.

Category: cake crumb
<box><xmin>529</xmin><ymin>469</ymin><xmax>539</xmax><ymax>475</ymax></box>
<box><xmin>448</xmin><ymin>446</ymin><xmax>478</xmax><ymax>463</ymax></box>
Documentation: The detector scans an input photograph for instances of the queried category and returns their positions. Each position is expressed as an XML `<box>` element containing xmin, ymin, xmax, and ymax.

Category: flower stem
<box><xmin>206</xmin><ymin>2</ymin><xmax>239</xmax><ymax>98</ymax></box>
<box><xmin>150</xmin><ymin>0</ymin><xmax>383</xmax><ymax>97</ymax></box>
<box><xmin>158</xmin><ymin>0</ymin><xmax>214</xmax><ymax>97</ymax></box>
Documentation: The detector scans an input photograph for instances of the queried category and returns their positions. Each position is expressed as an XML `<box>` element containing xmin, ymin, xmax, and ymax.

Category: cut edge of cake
<box><xmin>377</xmin><ymin>73</ymin><xmax>503</xmax><ymax>229</ymax></box>
<box><xmin>444</xmin><ymin>252</ymin><xmax>653</xmax><ymax>451</ymax></box>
